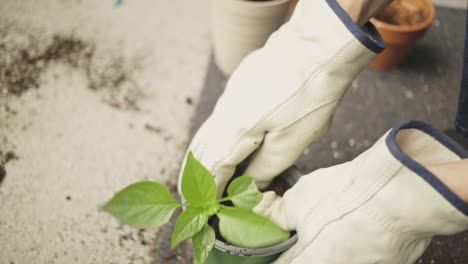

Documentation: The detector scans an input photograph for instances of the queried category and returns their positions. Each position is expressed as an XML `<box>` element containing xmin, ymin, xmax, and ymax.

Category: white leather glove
<box><xmin>180</xmin><ymin>0</ymin><xmax>385</xmax><ymax>192</ymax></box>
<box><xmin>255</xmin><ymin>120</ymin><xmax>468</xmax><ymax>264</ymax></box>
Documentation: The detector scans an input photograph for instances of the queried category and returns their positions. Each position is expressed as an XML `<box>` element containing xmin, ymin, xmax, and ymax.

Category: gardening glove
<box><xmin>179</xmin><ymin>0</ymin><xmax>385</xmax><ymax>193</ymax></box>
<box><xmin>255</xmin><ymin>120</ymin><xmax>468</xmax><ymax>264</ymax></box>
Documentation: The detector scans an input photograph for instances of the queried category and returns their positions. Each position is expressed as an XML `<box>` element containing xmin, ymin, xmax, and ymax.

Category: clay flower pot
<box><xmin>211</xmin><ymin>0</ymin><xmax>292</xmax><ymax>76</ymax></box>
<box><xmin>290</xmin><ymin>0</ymin><xmax>299</xmax><ymax>11</ymax></box>
<box><xmin>369</xmin><ymin>0</ymin><xmax>436</xmax><ymax>70</ymax></box>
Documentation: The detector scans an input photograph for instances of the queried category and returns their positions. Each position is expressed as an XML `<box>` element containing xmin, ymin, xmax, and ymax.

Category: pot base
<box><xmin>205</xmin><ymin>247</ymin><xmax>279</xmax><ymax>264</ymax></box>
<box><xmin>369</xmin><ymin>45</ymin><xmax>411</xmax><ymax>70</ymax></box>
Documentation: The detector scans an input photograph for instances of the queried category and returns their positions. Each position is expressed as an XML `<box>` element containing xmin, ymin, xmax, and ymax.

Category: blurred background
<box><xmin>0</xmin><ymin>0</ymin><xmax>467</xmax><ymax>263</ymax></box>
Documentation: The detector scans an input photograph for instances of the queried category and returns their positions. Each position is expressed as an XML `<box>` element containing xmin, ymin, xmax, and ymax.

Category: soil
<box><xmin>0</xmin><ymin>151</ymin><xmax>18</xmax><ymax>186</ymax></box>
<box><xmin>0</xmin><ymin>151</ymin><xmax>19</xmax><ymax>165</ymax></box>
<box><xmin>144</xmin><ymin>124</ymin><xmax>162</xmax><ymax>134</ymax></box>
<box><xmin>0</xmin><ymin>165</ymin><xmax>5</xmax><ymax>185</ymax></box>
<box><xmin>263</xmin><ymin>175</ymin><xmax>289</xmax><ymax>197</ymax></box>
<box><xmin>376</xmin><ymin>0</ymin><xmax>428</xmax><ymax>26</ymax></box>
<box><xmin>0</xmin><ymin>25</ymin><xmax>144</xmax><ymax>111</ymax></box>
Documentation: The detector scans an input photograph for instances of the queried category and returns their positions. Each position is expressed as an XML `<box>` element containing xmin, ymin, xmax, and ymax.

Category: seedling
<box><xmin>102</xmin><ymin>152</ymin><xmax>290</xmax><ymax>264</ymax></box>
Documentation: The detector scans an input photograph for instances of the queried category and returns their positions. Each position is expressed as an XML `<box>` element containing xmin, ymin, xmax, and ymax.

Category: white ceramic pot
<box><xmin>211</xmin><ymin>0</ymin><xmax>292</xmax><ymax>76</ymax></box>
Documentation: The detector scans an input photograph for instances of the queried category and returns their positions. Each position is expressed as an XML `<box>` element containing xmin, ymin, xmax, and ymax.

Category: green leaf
<box><xmin>102</xmin><ymin>181</ymin><xmax>181</xmax><ymax>229</ymax></box>
<box><xmin>192</xmin><ymin>224</ymin><xmax>215</xmax><ymax>264</ymax></box>
<box><xmin>182</xmin><ymin>152</ymin><xmax>217</xmax><ymax>204</ymax></box>
<box><xmin>217</xmin><ymin>206</ymin><xmax>289</xmax><ymax>248</ymax></box>
<box><xmin>206</xmin><ymin>202</ymin><xmax>220</xmax><ymax>216</ymax></box>
<box><xmin>227</xmin><ymin>176</ymin><xmax>263</xmax><ymax>210</ymax></box>
<box><xmin>171</xmin><ymin>207</ymin><xmax>208</xmax><ymax>249</ymax></box>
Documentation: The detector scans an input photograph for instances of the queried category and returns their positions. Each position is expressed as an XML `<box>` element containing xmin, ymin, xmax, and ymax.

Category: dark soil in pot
<box><xmin>369</xmin><ymin>0</ymin><xmax>435</xmax><ymax>70</ymax></box>
<box><xmin>375</xmin><ymin>0</ymin><xmax>429</xmax><ymax>26</ymax></box>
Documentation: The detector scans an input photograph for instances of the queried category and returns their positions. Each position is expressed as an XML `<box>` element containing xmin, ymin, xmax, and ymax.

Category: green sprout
<box><xmin>102</xmin><ymin>152</ymin><xmax>289</xmax><ymax>264</ymax></box>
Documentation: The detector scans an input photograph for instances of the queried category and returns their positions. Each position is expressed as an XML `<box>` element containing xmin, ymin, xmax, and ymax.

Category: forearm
<box><xmin>428</xmin><ymin>159</ymin><xmax>468</xmax><ymax>203</ymax></box>
<box><xmin>337</xmin><ymin>0</ymin><xmax>393</xmax><ymax>26</ymax></box>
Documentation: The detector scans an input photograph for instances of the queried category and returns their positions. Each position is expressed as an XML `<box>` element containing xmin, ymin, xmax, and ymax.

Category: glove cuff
<box><xmin>382</xmin><ymin>120</ymin><xmax>468</xmax><ymax>235</ymax></box>
<box><xmin>323</xmin><ymin>0</ymin><xmax>385</xmax><ymax>53</ymax></box>
<box><xmin>287</xmin><ymin>0</ymin><xmax>385</xmax><ymax>55</ymax></box>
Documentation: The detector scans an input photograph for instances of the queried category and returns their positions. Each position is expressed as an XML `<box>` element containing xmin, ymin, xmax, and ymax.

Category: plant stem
<box><xmin>217</xmin><ymin>197</ymin><xmax>232</xmax><ymax>203</ymax></box>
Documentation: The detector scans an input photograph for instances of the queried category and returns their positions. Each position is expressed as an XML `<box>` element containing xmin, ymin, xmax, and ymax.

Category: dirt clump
<box><xmin>0</xmin><ymin>165</ymin><xmax>5</xmax><ymax>185</ymax></box>
<box><xmin>144</xmin><ymin>124</ymin><xmax>162</xmax><ymax>134</ymax></box>
<box><xmin>0</xmin><ymin>151</ymin><xmax>18</xmax><ymax>184</ymax></box>
<box><xmin>0</xmin><ymin>151</ymin><xmax>18</xmax><ymax>165</ymax></box>
<box><xmin>85</xmin><ymin>56</ymin><xmax>143</xmax><ymax>111</ymax></box>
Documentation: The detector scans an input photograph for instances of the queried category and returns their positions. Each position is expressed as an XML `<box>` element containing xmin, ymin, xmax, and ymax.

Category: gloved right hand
<box><xmin>256</xmin><ymin>120</ymin><xmax>468</xmax><ymax>264</ymax></box>
<box><xmin>179</xmin><ymin>0</ymin><xmax>385</xmax><ymax>194</ymax></box>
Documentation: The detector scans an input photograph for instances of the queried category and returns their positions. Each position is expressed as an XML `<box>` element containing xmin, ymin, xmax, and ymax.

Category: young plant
<box><xmin>102</xmin><ymin>152</ymin><xmax>290</xmax><ymax>264</ymax></box>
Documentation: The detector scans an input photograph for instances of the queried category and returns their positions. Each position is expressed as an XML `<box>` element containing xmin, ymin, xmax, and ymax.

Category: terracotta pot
<box><xmin>290</xmin><ymin>0</ymin><xmax>299</xmax><ymax>11</ymax></box>
<box><xmin>211</xmin><ymin>0</ymin><xmax>292</xmax><ymax>76</ymax></box>
<box><xmin>369</xmin><ymin>0</ymin><xmax>436</xmax><ymax>70</ymax></box>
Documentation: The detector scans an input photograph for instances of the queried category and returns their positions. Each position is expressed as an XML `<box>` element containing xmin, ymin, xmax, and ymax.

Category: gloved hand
<box><xmin>255</xmin><ymin>120</ymin><xmax>468</xmax><ymax>264</ymax></box>
<box><xmin>180</xmin><ymin>0</ymin><xmax>385</xmax><ymax>192</ymax></box>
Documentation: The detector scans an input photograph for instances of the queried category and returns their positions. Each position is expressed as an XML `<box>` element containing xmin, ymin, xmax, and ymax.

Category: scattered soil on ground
<box><xmin>137</xmin><ymin>229</ymin><xmax>149</xmax><ymax>246</ymax></box>
<box><xmin>0</xmin><ymin>151</ymin><xmax>18</xmax><ymax>184</ymax></box>
<box><xmin>144</xmin><ymin>124</ymin><xmax>162</xmax><ymax>134</ymax></box>
<box><xmin>0</xmin><ymin>165</ymin><xmax>5</xmax><ymax>185</ymax></box>
<box><xmin>85</xmin><ymin>55</ymin><xmax>144</xmax><ymax>111</ymax></box>
<box><xmin>0</xmin><ymin>151</ymin><xmax>19</xmax><ymax>165</ymax></box>
<box><xmin>0</xmin><ymin>25</ymin><xmax>144</xmax><ymax>111</ymax></box>
<box><xmin>376</xmin><ymin>0</ymin><xmax>428</xmax><ymax>26</ymax></box>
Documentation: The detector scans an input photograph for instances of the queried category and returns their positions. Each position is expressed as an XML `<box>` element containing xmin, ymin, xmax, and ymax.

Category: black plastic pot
<box><xmin>202</xmin><ymin>166</ymin><xmax>300</xmax><ymax>263</ymax></box>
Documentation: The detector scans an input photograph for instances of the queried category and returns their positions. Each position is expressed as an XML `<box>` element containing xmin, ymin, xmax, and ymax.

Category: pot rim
<box><xmin>213</xmin><ymin>233</ymin><xmax>298</xmax><ymax>257</ymax></box>
<box><xmin>370</xmin><ymin>0</ymin><xmax>436</xmax><ymax>33</ymax></box>
<box><xmin>221</xmin><ymin>0</ymin><xmax>292</xmax><ymax>8</ymax></box>
<box><xmin>212</xmin><ymin>166</ymin><xmax>301</xmax><ymax>257</ymax></box>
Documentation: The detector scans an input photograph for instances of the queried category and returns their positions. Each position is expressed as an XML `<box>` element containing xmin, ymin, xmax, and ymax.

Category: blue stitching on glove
<box><xmin>325</xmin><ymin>0</ymin><xmax>386</xmax><ymax>53</ymax></box>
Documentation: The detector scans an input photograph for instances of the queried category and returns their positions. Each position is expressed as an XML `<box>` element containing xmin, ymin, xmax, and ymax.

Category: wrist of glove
<box><xmin>255</xmin><ymin>120</ymin><xmax>468</xmax><ymax>264</ymax></box>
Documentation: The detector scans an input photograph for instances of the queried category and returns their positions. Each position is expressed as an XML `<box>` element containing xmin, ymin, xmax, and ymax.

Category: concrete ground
<box><xmin>1</xmin><ymin>1</ymin><xmax>467</xmax><ymax>264</ymax></box>
<box><xmin>0</xmin><ymin>0</ymin><xmax>209</xmax><ymax>263</ymax></box>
